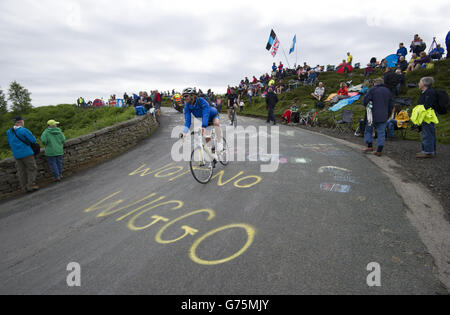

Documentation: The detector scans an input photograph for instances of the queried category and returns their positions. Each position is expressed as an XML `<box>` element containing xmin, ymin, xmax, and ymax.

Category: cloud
<box><xmin>0</xmin><ymin>0</ymin><xmax>448</xmax><ymax>106</ymax></box>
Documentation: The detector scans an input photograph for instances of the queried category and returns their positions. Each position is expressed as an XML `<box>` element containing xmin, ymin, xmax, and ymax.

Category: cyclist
<box><xmin>180</xmin><ymin>87</ymin><xmax>223</xmax><ymax>153</ymax></box>
<box><xmin>227</xmin><ymin>89</ymin><xmax>238</xmax><ymax>125</ymax></box>
<box><xmin>172</xmin><ymin>92</ymin><xmax>183</xmax><ymax>112</ymax></box>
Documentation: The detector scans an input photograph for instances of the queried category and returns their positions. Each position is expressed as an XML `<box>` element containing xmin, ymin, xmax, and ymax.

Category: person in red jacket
<box><xmin>330</xmin><ymin>82</ymin><xmax>350</xmax><ymax>104</ymax></box>
<box><xmin>337</xmin><ymin>83</ymin><xmax>349</xmax><ymax>96</ymax></box>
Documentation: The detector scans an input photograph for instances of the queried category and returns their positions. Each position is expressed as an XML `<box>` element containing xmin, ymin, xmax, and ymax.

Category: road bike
<box><xmin>230</xmin><ymin>105</ymin><xmax>237</xmax><ymax>127</ymax></box>
<box><xmin>188</xmin><ymin>127</ymin><xmax>229</xmax><ymax>184</ymax></box>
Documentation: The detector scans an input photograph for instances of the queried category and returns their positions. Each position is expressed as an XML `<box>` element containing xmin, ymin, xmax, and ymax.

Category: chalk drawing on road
<box><xmin>247</xmin><ymin>153</ymin><xmax>280</xmax><ymax>162</ymax></box>
<box><xmin>292</xmin><ymin>157</ymin><xmax>312</xmax><ymax>164</ymax></box>
<box><xmin>334</xmin><ymin>175</ymin><xmax>358</xmax><ymax>184</ymax></box>
<box><xmin>296</xmin><ymin>144</ymin><xmax>348</xmax><ymax>157</ymax></box>
<box><xmin>320</xmin><ymin>183</ymin><xmax>351</xmax><ymax>193</ymax></box>
<box><xmin>318</xmin><ymin>166</ymin><xmax>357</xmax><ymax>184</ymax></box>
<box><xmin>318</xmin><ymin>166</ymin><xmax>351</xmax><ymax>174</ymax></box>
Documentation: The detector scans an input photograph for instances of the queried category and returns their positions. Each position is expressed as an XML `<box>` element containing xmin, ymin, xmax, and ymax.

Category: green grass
<box><xmin>236</xmin><ymin>59</ymin><xmax>450</xmax><ymax>144</ymax></box>
<box><xmin>1</xmin><ymin>104</ymin><xmax>136</xmax><ymax>159</ymax></box>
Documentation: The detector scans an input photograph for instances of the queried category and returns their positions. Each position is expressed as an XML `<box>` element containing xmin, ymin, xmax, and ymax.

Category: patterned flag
<box><xmin>289</xmin><ymin>35</ymin><xmax>296</xmax><ymax>54</ymax></box>
<box><xmin>271</xmin><ymin>39</ymin><xmax>280</xmax><ymax>57</ymax></box>
<box><xmin>266</xmin><ymin>29</ymin><xmax>277</xmax><ymax>51</ymax></box>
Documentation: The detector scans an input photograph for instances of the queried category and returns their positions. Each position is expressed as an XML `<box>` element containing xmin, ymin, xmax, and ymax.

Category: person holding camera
<box><xmin>6</xmin><ymin>116</ymin><xmax>40</xmax><ymax>193</ymax></box>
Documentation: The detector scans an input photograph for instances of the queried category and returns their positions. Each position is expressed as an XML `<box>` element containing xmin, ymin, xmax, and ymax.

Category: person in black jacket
<box><xmin>265</xmin><ymin>87</ymin><xmax>278</xmax><ymax>125</ymax></box>
<box><xmin>362</xmin><ymin>78</ymin><xmax>394</xmax><ymax>156</ymax></box>
<box><xmin>416</xmin><ymin>77</ymin><xmax>438</xmax><ymax>158</ymax></box>
<box><xmin>383</xmin><ymin>68</ymin><xmax>401</xmax><ymax>96</ymax></box>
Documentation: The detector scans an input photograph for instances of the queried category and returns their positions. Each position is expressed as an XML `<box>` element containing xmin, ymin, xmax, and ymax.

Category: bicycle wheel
<box><xmin>219</xmin><ymin>137</ymin><xmax>230</xmax><ymax>166</ymax></box>
<box><xmin>233</xmin><ymin>110</ymin><xmax>237</xmax><ymax>127</ymax></box>
<box><xmin>190</xmin><ymin>147</ymin><xmax>213</xmax><ymax>184</ymax></box>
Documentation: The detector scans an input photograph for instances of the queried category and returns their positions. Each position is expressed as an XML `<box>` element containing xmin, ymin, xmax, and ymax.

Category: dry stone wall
<box><xmin>0</xmin><ymin>114</ymin><xmax>158</xmax><ymax>200</ymax></box>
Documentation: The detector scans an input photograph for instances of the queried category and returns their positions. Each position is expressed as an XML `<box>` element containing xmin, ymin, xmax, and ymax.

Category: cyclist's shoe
<box><xmin>229</xmin><ymin>120</ymin><xmax>233</xmax><ymax>125</ymax></box>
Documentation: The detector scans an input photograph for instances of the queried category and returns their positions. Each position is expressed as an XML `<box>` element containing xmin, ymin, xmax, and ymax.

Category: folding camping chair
<box><xmin>298</xmin><ymin>111</ymin><xmax>310</xmax><ymax>125</ymax></box>
<box><xmin>308</xmin><ymin>109</ymin><xmax>319</xmax><ymax>127</ymax></box>
<box><xmin>333</xmin><ymin>110</ymin><xmax>354</xmax><ymax>133</ymax></box>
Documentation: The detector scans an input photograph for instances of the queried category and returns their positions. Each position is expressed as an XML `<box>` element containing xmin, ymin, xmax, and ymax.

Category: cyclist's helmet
<box><xmin>182</xmin><ymin>87</ymin><xmax>197</xmax><ymax>96</ymax></box>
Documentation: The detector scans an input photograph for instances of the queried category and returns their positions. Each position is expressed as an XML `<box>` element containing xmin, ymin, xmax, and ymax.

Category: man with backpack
<box><xmin>6</xmin><ymin>116</ymin><xmax>40</xmax><ymax>193</ymax></box>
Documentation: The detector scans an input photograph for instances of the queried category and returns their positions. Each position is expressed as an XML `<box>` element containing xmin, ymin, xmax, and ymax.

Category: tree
<box><xmin>0</xmin><ymin>88</ymin><xmax>7</xmax><ymax>114</ymax></box>
<box><xmin>8</xmin><ymin>81</ymin><xmax>32</xmax><ymax>113</ymax></box>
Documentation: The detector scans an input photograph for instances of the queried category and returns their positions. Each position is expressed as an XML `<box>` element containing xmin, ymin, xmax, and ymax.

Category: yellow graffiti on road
<box><xmin>155</xmin><ymin>209</ymin><xmax>215</xmax><ymax>244</ymax></box>
<box><xmin>189</xmin><ymin>224</ymin><xmax>256</xmax><ymax>265</ymax></box>
<box><xmin>126</xmin><ymin>200</ymin><xmax>184</xmax><ymax>230</ymax></box>
<box><xmin>83</xmin><ymin>192</ymin><xmax>256</xmax><ymax>266</ymax></box>
<box><xmin>128</xmin><ymin>163</ymin><xmax>263</xmax><ymax>189</ymax></box>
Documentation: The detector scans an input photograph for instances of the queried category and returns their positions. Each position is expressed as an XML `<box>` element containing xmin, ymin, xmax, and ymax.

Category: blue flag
<box><xmin>266</xmin><ymin>29</ymin><xmax>277</xmax><ymax>51</ymax></box>
<box><xmin>289</xmin><ymin>35</ymin><xmax>296</xmax><ymax>54</ymax></box>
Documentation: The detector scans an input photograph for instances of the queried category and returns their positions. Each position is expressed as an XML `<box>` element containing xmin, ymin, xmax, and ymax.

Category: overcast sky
<box><xmin>0</xmin><ymin>0</ymin><xmax>449</xmax><ymax>107</ymax></box>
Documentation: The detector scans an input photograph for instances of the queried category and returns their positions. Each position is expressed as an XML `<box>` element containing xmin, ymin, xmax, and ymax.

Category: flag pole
<box><xmin>279</xmin><ymin>39</ymin><xmax>291</xmax><ymax>69</ymax></box>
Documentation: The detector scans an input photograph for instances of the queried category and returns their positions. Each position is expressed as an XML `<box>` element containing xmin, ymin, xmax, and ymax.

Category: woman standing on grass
<box><xmin>41</xmin><ymin>120</ymin><xmax>66</xmax><ymax>181</ymax></box>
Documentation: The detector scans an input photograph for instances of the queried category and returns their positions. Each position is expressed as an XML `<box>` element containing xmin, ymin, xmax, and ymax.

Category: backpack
<box><xmin>315</xmin><ymin>101</ymin><xmax>325</xmax><ymax>109</ymax></box>
<box><xmin>135</xmin><ymin>106</ymin><xmax>147</xmax><ymax>116</ymax></box>
<box><xmin>434</xmin><ymin>89</ymin><xmax>449</xmax><ymax>115</ymax></box>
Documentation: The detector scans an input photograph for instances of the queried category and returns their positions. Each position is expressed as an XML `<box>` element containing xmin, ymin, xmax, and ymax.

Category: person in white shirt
<box><xmin>311</xmin><ymin>82</ymin><xmax>325</xmax><ymax>101</ymax></box>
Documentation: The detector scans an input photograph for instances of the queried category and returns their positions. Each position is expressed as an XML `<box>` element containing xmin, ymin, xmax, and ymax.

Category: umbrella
<box><xmin>93</xmin><ymin>99</ymin><xmax>103</xmax><ymax>107</ymax></box>
<box><xmin>385</xmin><ymin>54</ymin><xmax>398</xmax><ymax>68</ymax></box>
<box><xmin>336</xmin><ymin>63</ymin><xmax>353</xmax><ymax>74</ymax></box>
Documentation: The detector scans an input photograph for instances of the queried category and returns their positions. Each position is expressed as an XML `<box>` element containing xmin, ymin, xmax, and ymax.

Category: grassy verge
<box><xmin>1</xmin><ymin>104</ymin><xmax>137</xmax><ymax>159</ymax></box>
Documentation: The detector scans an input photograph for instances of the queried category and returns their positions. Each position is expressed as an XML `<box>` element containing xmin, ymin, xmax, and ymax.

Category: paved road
<box><xmin>0</xmin><ymin>108</ymin><xmax>447</xmax><ymax>294</ymax></box>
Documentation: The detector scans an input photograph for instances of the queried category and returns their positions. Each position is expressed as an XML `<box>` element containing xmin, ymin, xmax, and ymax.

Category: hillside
<box><xmin>239</xmin><ymin>58</ymin><xmax>450</xmax><ymax>144</ymax></box>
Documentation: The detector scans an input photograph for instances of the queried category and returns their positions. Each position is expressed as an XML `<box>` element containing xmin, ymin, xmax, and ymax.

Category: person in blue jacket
<box><xmin>6</xmin><ymin>116</ymin><xmax>40</xmax><ymax>192</ymax></box>
<box><xmin>180</xmin><ymin>87</ymin><xmax>224</xmax><ymax>154</ymax></box>
<box><xmin>446</xmin><ymin>30</ymin><xmax>450</xmax><ymax>59</ymax></box>
<box><xmin>396</xmin><ymin>43</ymin><xmax>407</xmax><ymax>58</ymax></box>
<box><xmin>429</xmin><ymin>44</ymin><xmax>445</xmax><ymax>60</ymax></box>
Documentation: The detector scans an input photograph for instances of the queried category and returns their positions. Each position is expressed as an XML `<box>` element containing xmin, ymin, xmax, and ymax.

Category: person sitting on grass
<box><xmin>386</xmin><ymin>104</ymin><xmax>409</xmax><ymax>139</ymax></box>
<box><xmin>397</xmin><ymin>56</ymin><xmax>408</xmax><ymax>72</ymax></box>
<box><xmin>329</xmin><ymin>82</ymin><xmax>350</xmax><ymax>104</ymax></box>
<box><xmin>378</xmin><ymin>59</ymin><xmax>388</xmax><ymax>70</ymax></box>
<box><xmin>275</xmin><ymin>80</ymin><xmax>286</xmax><ymax>94</ymax></box>
<box><xmin>429</xmin><ymin>44</ymin><xmax>445</xmax><ymax>60</ymax></box>
<box><xmin>305</xmin><ymin>70</ymin><xmax>318</xmax><ymax>85</ymax></box>
<box><xmin>405</xmin><ymin>53</ymin><xmax>419</xmax><ymax>72</ymax></box>
<box><xmin>281</xmin><ymin>100</ymin><xmax>299</xmax><ymax>124</ymax></box>
<box><xmin>407</xmin><ymin>51</ymin><xmax>431</xmax><ymax>72</ymax></box>
<box><xmin>311</xmin><ymin>82</ymin><xmax>325</xmax><ymax>101</ymax></box>
<box><xmin>364</xmin><ymin>58</ymin><xmax>377</xmax><ymax>77</ymax></box>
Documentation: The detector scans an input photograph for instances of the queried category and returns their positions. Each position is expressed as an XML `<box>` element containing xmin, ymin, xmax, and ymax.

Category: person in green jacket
<box><xmin>41</xmin><ymin>119</ymin><xmax>66</xmax><ymax>181</ymax></box>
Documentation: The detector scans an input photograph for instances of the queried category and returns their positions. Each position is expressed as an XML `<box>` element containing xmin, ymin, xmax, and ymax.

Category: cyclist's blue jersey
<box><xmin>183</xmin><ymin>97</ymin><xmax>219</xmax><ymax>133</ymax></box>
